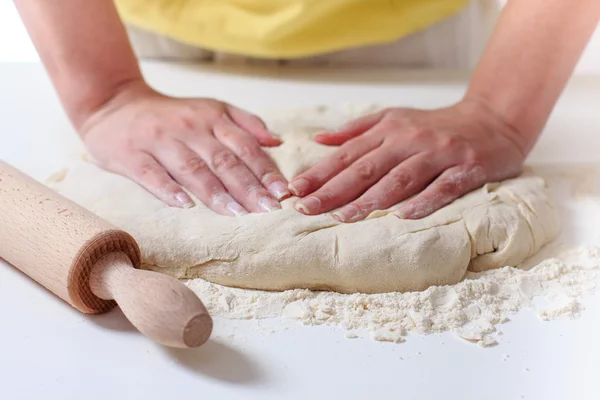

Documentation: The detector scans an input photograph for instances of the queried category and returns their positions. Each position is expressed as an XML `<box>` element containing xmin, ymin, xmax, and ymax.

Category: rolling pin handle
<box><xmin>89</xmin><ymin>252</ymin><xmax>213</xmax><ymax>348</ymax></box>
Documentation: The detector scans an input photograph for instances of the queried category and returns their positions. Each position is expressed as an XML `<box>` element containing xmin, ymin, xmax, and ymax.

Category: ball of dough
<box><xmin>48</xmin><ymin>106</ymin><xmax>560</xmax><ymax>294</ymax></box>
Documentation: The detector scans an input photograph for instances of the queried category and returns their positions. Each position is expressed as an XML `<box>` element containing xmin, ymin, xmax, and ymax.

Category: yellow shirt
<box><xmin>115</xmin><ymin>0</ymin><xmax>469</xmax><ymax>58</ymax></box>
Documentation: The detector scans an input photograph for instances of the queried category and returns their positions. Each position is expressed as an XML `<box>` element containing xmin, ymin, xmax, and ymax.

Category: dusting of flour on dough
<box><xmin>44</xmin><ymin>103</ymin><xmax>600</xmax><ymax>346</ymax></box>
<box><xmin>47</xmin><ymin>105</ymin><xmax>560</xmax><ymax>294</ymax></box>
<box><xmin>187</xmin><ymin>246</ymin><xmax>600</xmax><ymax>347</ymax></box>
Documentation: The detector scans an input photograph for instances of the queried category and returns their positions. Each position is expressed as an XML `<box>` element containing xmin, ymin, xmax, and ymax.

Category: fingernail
<box><xmin>268</xmin><ymin>181</ymin><xmax>291</xmax><ymax>200</ymax></box>
<box><xmin>295</xmin><ymin>196</ymin><xmax>320</xmax><ymax>214</ymax></box>
<box><xmin>268</xmin><ymin>133</ymin><xmax>282</xmax><ymax>144</ymax></box>
<box><xmin>175</xmin><ymin>192</ymin><xmax>195</xmax><ymax>208</ymax></box>
<box><xmin>332</xmin><ymin>205</ymin><xmax>362</xmax><ymax>223</ymax></box>
<box><xmin>212</xmin><ymin>193</ymin><xmax>248</xmax><ymax>216</ymax></box>
<box><xmin>258</xmin><ymin>196</ymin><xmax>281</xmax><ymax>213</ymax></box>
<box><xmin>289</xmin><ymin>179</ymin><xmax>310</xmax><ymax>197</ymax></box>
<box><xmin>227</xmin><ymin>201</ymin><xmax>248</xmax><ymax>216</ymax></box>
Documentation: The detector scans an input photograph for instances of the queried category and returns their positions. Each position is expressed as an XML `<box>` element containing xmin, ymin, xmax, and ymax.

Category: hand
<box><xmin>79</xmin><ymin>81</ymin><xmax>290</xmax><ymax>215</ymax></box>
<box><xmin>289</xmin><ymin>99</ymin><xmax>530</xmax><ymax>222</ymax></box>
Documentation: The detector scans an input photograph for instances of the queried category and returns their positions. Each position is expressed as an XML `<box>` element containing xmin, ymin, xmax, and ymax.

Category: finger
<box><xmin>294</xmin><ymin>146</ymin><xmax>405</xmax><ymax>215</ymax></box>
<box><xmin>214</xmin><ymin>119</ymin><xmax>291</xmax><ymax>200</ymax></box>
<box><xmin>189</xmin><ymin>134</ymin><xmax>281</xmax><ymax>213</ymax></box>
<box><xmin>226</xmin><ymin>105</ymin><xmax>281</xmax><ymax>146</ymax></box>
<box><xmin>331</xmin><ymin>153</ymin><xmax>449</xmax><ymax>223</ymax></box>
<box><xmin>116</xmin><ymin>151</ymin><xmax>194</xmax><ymax>208</ymax></box>
<box><xmin>289</xmin><ymin>134</ymin><xmax>384</xmax><ymax>197</ymax></box>
<box><xmin>153</xmin><ymin>139</ymin><xmax>248</xmax><ymax>216</ymax></box>
<box><xmin>395</xmin><ymin>164</ymin><xmax>487</xmax><ymax>220</ymax></box>
<box><xmin>314</xmin><ymin>111</ymin><xmax>384</xmax><ymax>146</ymax></box>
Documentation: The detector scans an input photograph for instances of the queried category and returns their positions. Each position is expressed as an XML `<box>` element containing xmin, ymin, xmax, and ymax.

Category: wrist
<box><xmin>59</xmin><ymin>75</ymin><xmax>148</xmax><ymax>132</ymax></box>
<box><xmin>72</xmin><ymin>77</ymin><xmax>152</xmax><ymax>134</ymax></box>
<box><xmin>460</xmin><ymin>92</ymin><xmax>540</xmax><ymax>156</ymax></box>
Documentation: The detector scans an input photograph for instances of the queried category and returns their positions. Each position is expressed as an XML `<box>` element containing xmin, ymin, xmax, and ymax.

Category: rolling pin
<box><xmin>0</xmin><ymin>160</ymin><xmax>212</xmax><ymax>348</ymax></box>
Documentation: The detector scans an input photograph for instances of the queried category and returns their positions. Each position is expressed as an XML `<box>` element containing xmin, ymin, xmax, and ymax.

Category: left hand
<box><xmin>289</xmin><ymin>99</ymin><xmax>531</xmax><ymax>222</ymax></box>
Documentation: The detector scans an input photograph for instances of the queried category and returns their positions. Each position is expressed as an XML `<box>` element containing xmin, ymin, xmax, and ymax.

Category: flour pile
<box><xmin>184</xmin><ymin>166</ymin><xmax>600</xmax><ymax>347</ymax></box>
<box><xmin>187</xmin><ymin>245</ymin><xmax>600</xmax><ymax>347</ymax></box>
<box><xmin>187</xmin><ymin>166</ymin><xmax>600</xmax><ymax>346</ymax></box>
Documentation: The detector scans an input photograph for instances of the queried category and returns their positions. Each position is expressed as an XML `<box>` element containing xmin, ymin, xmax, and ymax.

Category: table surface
<box><xmin>1</xmin><ymin>62</ymin><xmax>600</xmax><ymax>400</ymax></box>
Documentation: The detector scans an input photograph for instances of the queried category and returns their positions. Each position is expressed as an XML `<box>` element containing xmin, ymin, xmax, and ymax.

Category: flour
<box><xmin>183</xmin><ymin>165</ymin><xmax>600</xmax><ymax>347</ymax></box>
<box><xmin>187</xmin><ymin>245</ymin><xmax>600</xmax><ymax>346</ymax></box>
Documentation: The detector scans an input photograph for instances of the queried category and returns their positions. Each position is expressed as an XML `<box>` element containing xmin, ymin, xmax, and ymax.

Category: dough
<box><xmin>48</xmin><ymin>106</ymin><xmax>560</xmax><ymax>294</ymax></box>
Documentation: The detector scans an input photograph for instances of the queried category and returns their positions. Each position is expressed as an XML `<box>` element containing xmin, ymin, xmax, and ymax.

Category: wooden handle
<box><xmin>89</xmin><ymin>252</ymin><xmax>213</xmax><ymax>348</ymax></box>
<box><xmin>0</xmin><ymin>160</ymin><xmax>212</xmax><ymax>348</ymax></box>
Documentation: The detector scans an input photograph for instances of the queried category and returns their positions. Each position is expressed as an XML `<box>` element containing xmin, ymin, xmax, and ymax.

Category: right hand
<box><xmin>79</xmin><ymin>81</ymin><xmax>290</xmax><ymax>216</ymax></box>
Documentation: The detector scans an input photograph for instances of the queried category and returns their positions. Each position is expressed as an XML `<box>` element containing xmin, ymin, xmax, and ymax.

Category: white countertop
<box><xmin>1</xmin><ymin>62</ymin><xmax>600</xmax><ymax>400</ymax></box>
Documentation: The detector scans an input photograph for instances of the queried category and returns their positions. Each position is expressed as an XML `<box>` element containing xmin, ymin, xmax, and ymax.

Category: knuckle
<box><xmin>376</xmin><ymin>117</ymin><xmax>398</xmax><ymax>131</ymax></box>
<box><xmin>216</xmin><ymin>126</ymin><xmax>236</xmax><ymax>141</ymax></box>
<box><xmin>175</xmin><ymin>115</ymin><xmax>196</xmax><ymax>131</ymax></box>
<box><xmin>250</xmin><ymin>186</ymin><xmax>270</xmax><ymax>199</ymax></box>
<box><xmin>134</xmin><ymin>163</ymin><xmax>172</xmax><ymax>194</ymax></box>
<box><xmin>439</xmin><ymin>135</ymin><xmax>459</xmax><ymax>150</ymax></box>
<box><xmin>437</xmin><ymin>176</ymin><xmax>463</xmax><ymax>196</ymax></box>
<box><xmin>315</xmin><ymin>188</ymin><xmax>335</xmax><ymax>204</ymax></box>
<box><xmin>464</xmin><ymin>164</ymin><xmax>487</xmax><ymax>184</ymax></box>
<box><xmin>354</xmin><ymin>198</ymin><xmax>379</xmax><ymax>212</ymax></box>
<box><xmin>122</xmin><ymin>136</ymin><xmax>138</xmax><ymax>151</ymax></box>
<box><xmin>132</xmin><ymin>114</ymin><xmax>163</xmax><ymax>141</ymax></box>
<box><xmin>468</xmin><ymin>155</ymin><xmax>484</xmax><ymax>169</ymax></box>
<box><xmin>409</xmin><ymin>126</ymin><xmax>431</xmax><ymax>140</ymax></box>
<box><xmin>389</xmin><ymin>169</ymin><xmax>413</xmax><ymax>190</ymax></box>
<box><xmin>381</xmin><ymin>109</ymin><xmax>410</xmax><ymax>125</ymax></box>
<box><xmin>333</xmin><ymin>150</ymin><xmax>353</xmax><ymax>166</ymax></box>
<box><xmin>242</xmin><ymin>184</ymin><xmax>268</xmax><ymax>203</ymax></box>
<box><xmin>354</xmin><ymin>160</ymin><xmax>377</xmax><ymax>181</ymax></box>
<box><xmin>438</xmin><ymin>181</ymin><xmax>458</xmax><ymax>196</ymax></box>
<box><xmin>161</xmin><ymin>182</ymin><xmax>180</xmax><ymax>195</ymax></box>
<box><xmin>210</xmin><ymin>191</ymin><xmax>231</xmax><ymax>205</ymax></box>
<box><xmin>136</xmin><ymin>161</ymin><xmax>157</xmax><ymax>178</ymax></box>
<box><xmin>139</xmin><ymin>123</ymin><xmax>164</xmax><ymax>141</ymax></box>
<box><xmin>237</xmin><ymin>142</ymin><xmax>263</xmax><ymax>159</ymax></box>
<box><xmin>179</xmin><ymin>156</ymin><xmax>207</xmax><ymax>175</ymax></box>
<box><xmin>211</xmin><ymin>149</ymin><xmax>242</xmax><ymax>171</ymax></box>
<box><xmin>197</xmin><ymin>100</ymin><xmax>225</xmax><ymax>116</ymax></box>
<box><xmin>191</xmin><ymin>107</ymin><xmax>226</xmax><ymax>127</ymax></box>
<box><xmin>462</xmin><ymin>147</ymin><xmax>482</xmax><ymax>165</ymax></box>
<box><xmin>214</xmin><ymin>108</ymin><xmax>232</xmax><ymax>123</ymax></box>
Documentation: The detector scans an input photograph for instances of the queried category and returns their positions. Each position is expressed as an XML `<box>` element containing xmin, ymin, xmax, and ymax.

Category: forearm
<box><xmin>14</xmin><ymin>0</ymin><xmax>143</xmax><ymax>130</ymax></box>
<box><xmin>466</xmin><ymin>0</ymin><xmax>599</xmax><ymax>152</ymax></box>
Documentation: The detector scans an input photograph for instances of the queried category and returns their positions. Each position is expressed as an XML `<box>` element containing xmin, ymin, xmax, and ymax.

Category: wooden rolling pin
<box><xmin>0</xmin><ymin>160</ymin><xmax>212</xmax><ymax>348</ymax></box>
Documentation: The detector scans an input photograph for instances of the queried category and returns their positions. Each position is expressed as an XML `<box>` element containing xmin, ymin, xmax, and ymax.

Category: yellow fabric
<box><xmin>115</xmin><ymin>0</ymin><xmax>470</xmax><ymax>59</ymax></box>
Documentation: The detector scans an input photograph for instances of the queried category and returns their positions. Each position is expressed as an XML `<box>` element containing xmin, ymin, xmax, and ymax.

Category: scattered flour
<box><xmin>187</xmin><ymin>246</ymin><xmax>600</xmax><ymax>347</ymax></box>
<box><xmin>185</xmin><ymin>164</ymin><xmax>600</xmax><ymax>347</ymax></box>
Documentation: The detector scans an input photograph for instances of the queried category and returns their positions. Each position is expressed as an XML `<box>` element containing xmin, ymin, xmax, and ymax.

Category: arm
<box><xmin>466</xmin><ymin>0</ymin><xmax>600</xmax><ymax>153</ymax></box>
<box><xmin>290</xmin><ymin>0</ymin><xmax>599</xmax><ymax>221</ymax></box>
<box><xmin>15</xmin><ymin>0</ymin><xmax>289</xmax><ymax>213</ymax></box>
<box><xmin>14</xmin><ymin>0</ymin><xmax>142</xmax><ymax>130</ymax></box>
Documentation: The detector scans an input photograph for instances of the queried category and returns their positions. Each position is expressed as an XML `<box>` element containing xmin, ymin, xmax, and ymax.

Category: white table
<box><xmin>1</xmin><ymin>62</ymin><xmax>600</xmax><ymax>400</ymax></box>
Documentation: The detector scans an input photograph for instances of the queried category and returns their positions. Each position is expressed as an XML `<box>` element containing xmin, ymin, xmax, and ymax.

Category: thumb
<box><xmin>227</xmin><ymin>105</ymin><xmax>281</xmax><ymax>147</ymax></box>
<box><xmin>315</xmin><ymin>112</ymin><xmax>384</xmax><ymax>146</ymax></box>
